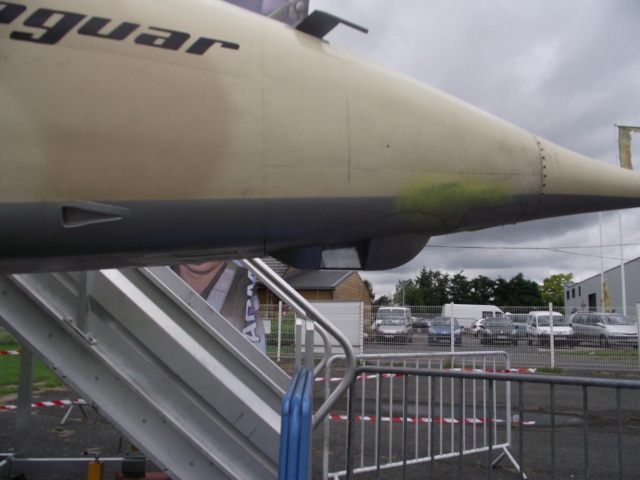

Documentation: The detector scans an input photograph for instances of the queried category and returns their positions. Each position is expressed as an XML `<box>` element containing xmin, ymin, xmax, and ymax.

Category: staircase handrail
<box><xmin>241</xmin><ymin>258</ymin><xmax>356</xmax><ymax>428</ymax></box>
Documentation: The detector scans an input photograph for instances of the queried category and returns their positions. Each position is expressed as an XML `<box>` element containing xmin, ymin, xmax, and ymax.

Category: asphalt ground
<box><xmin>0</xmin><ymin>387</ymin><xmax>128</xmax><ymax>480</ymax></box>
<box><xmin>1</xmin><ymin>368</ymin><xmax>640</xmax><ymax>479</ymax></box>
<box><xmin>314</xmin><ymin>368</ymin><xmax>640</xmax><ymax>479</ymax></box>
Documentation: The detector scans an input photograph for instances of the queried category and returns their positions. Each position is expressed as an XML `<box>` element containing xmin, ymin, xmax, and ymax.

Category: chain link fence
<box><xmin>4</xmin><ymin>303</ymin><xmax>639</xmax><ymax>372</ymax></box>
<box><xmin>262</xmin><ymin>304</ymin><xmax>640</xmax><ymax>373</ymax></box>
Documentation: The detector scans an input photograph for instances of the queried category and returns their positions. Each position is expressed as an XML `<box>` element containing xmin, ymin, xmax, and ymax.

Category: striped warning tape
<box><xmin>445</xmin><ymin>368</ymin><xmax>537</xmax><ymax>374</ymax></box>
<box><xmin>0</xmin><ymin>350</ymin><xmax>21</xmax><ymax>356</ymax></box>
<box><xmin>0</xmin><ymin>399</ymin><xmax>87</xmax><ymax>412</ymax></box>
<box><xmin>328</xmin><ymin>414</ymin><xmax>535</xmax><ymax>425</ymax></box>
<box><xmin>315</xmin><ymin>373</ymin><xmax>403</xmax><ymax>383</ymax></box>
<box><xmin>315</xmin><ymin>368</ymin><xmax>536</xmax><ymax>383</ymax></box>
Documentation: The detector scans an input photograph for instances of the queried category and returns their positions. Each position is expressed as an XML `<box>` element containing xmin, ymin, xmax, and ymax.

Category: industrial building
<box><xmin>564</xmin><ymin>256</ymin><xmax>640</xmax><ymax>317</ymax></box>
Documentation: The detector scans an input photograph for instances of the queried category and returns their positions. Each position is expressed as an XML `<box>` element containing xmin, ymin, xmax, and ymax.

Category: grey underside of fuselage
<box><xmin>0</xmin><ymin>193</ymin><xmax>638</xmax><ymax>273</ymax></box>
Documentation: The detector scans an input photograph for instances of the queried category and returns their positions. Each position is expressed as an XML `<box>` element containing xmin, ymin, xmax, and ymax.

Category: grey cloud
<box><xmin>313</xmin><ymin>1</ymin><xmax>640</xmax><ymax>299</ymax></box>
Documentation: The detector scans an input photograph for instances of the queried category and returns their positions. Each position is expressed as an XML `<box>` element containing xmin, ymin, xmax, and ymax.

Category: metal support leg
<box><xmin>304</xmin><ymin>318</ymin><xmax>315</xmax><ymax>369</ymax></box>
<box><xmin>15</xmin><ymin>347</ymin><xmax>34</xmax><ymax>457</ymax></box>
<box><xmin>60</xmin><ymin>403</ymin><xmax>88</xmax><ymax>426</ymax></box>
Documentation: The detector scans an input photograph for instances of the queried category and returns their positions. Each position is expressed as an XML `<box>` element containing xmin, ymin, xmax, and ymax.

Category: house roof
<box><xmin>283</xmin><ymin>269</ymin><xmax>353</xmax><ymax>290</ymax></box>
<box><xmin>257</xmin><ymin>257</ymin><xmax>356</xmax><ymax>290</ymax></box>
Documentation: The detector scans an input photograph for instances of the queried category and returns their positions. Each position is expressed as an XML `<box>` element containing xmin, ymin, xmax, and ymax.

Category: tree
<box><xmin>494</xmin><ymin>273</ymin><xmax>544</xmax><ymax>307</ymax></box>
<box><xmin>449</xmin><ymin>271</ymin><xmax>473</xmax><ymax>303</ymax></box>
<box><xmin>373</xmin><ymin>295</ymin><xmax>392</xmax><ymax>306</ymax></box>
<box><xmin>389</xmin><ymin>268</ymin><xmax>546</xmax><ymax>307</ymax></box>
<box><xmin>469</xmin><ymin>275</ymin><xmax>495</xmax><ymax>304</ymax></box>
<box><xmin>363</xmin><ymin>279</ymin><xmax>375</xmax><ymax>302</ymax></box>
<box><xmin>493</xmin><ymin>277</ymin><xmax>509</xmax><ymax>306</ymax></box>
<box><xmin>540</xmin><ymin>273</ymin><xmax>573</xmax><ymax>307</ymax></box>
<box><xmin>393</xmin><ymin>279</ymin><xmax>424</xmax><ymax>306</ymax></box>
<box><xmin>415</xmin><ymin>268</ymin><xmax>449</xmax><ymax>305</ymax></box>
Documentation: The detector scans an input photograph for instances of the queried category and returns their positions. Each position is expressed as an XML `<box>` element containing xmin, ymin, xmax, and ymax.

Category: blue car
<box><xmin>428</xmin><ymin>317</ymin><xmax>462</xmax><ymax>346</ymax></box>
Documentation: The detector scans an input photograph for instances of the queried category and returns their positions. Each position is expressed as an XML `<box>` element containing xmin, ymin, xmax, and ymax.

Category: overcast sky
<box><xmin>311</xmin><ymin>0</ymin><xmax>640</xmax><ymax>298</ymax></box>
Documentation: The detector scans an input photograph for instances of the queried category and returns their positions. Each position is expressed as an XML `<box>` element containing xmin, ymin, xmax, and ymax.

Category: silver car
<box><xmin>376</xmin><ymin>317</ymin><xmax>414</xmax><ymax>343</ymax></box>
<box><xmin>526</xmin><ymin>311</ymin><xmax>575</xmax><ymax>347</ymax></box>
<box><xmin>569</xmin><ymin>312</ymin><xmax>638</xmax><ymax>348</ymax></box>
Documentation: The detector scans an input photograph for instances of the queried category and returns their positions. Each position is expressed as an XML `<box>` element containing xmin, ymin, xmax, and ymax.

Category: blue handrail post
<box><xmin>278</xmin><ymin>367</ymin><xmax>313</xmax><ymax>480</ymax></box>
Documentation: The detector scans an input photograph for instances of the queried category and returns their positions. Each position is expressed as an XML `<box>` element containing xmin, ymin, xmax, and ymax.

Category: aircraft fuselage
<box><xmin>1</xmin><ymin>0</ymin><xmax>639</xmax><ymax>272</ymax></box>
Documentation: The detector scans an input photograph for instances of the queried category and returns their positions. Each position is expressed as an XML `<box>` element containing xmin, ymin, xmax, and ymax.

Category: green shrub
<box><xmin>266</xmin><ymin>321</ymin><xmax>296</xmax><ymax>347</ymax></box>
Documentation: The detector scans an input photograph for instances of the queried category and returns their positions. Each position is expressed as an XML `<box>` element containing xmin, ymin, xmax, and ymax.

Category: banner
<box><xmin>174</xmin><ymin>261</ymin><xmax>267</xmax><ymax>353</ymax></box>
<box><xmin>617</xmin><ymin>125</ymin><xmax>640</xmax><ymax>171</ymax></box>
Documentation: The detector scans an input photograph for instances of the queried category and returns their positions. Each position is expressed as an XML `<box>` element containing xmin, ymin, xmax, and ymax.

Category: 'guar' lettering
<box><xmin>0</xmin><ymin>1</ymin><xmax>240</xmax><ymax>55</ymax></box>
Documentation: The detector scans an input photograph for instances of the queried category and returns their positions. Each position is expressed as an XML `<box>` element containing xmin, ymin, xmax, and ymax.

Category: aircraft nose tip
<box><xmin>527</xmin><ymin>137</ymin><xmax>640</xmax><ymax>221</ymax></box>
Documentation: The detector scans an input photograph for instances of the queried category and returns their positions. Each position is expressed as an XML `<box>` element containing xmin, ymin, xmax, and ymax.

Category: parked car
<box><xmin>569</xmin><ymin>312</ymin><xmax>638</xmax><ymax>348</ymax></box>
<box><xmin>507</xmin><ymin>313</ymin><xmax>529</xmax><ymax>338</ymax></box>
<box><xmin>411</xmin><ymin>317</ymin><xmax>431</xmax><ymax>333</ymax></box>
<box><xmin>441</xmin><ymin>304</ymin><xmax>504</xmax><ymax>331</ymax></box>
<box><xmin>526</xmin><ymin>311</ymin><xmax>575</xmax><ymax>347</ymax></box>
<box><xmin>376</xmin><ymin>316</ymin><xmax>414</xmax><ymax>342</ymax></box>
<box><xmin>374</xmin><ymin>307</ymin><xmax>412</xmax><ymax>327</ymax></box>
<box><xmin>479</xmin><ymin>317</ymin><xmax>518</xmax><ymax>345</ymax></box>
<box><xmin>428</xmin><ymin>317</ymin><xmax>462</xmax><ymax>346</ymax></box>
<box><xmin>471</xmin><ymin>318</ymin><xmax>484</xmax><ymax>337</ymax></box>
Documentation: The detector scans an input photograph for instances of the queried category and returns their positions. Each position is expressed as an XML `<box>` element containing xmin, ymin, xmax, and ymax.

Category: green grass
<box><xmin>555</xmin><ymin>349</ymin><xmax>639</xmax><ymax>358</ymax></box>
<box><xmin>267</xmin><ymin>345</ymin><xmax>296</xmax><ymax>355</ymax></box>
<box><xmin>0</xmin><ymin>343</ymin><xmax>64</xmax><ymax>397</ymax></box>
<box><xmin>536</xmin><ymin>367</ymin><xmax>564</xmax><ymax>374</ymax></box>
<box><xmin>266</xmin><ymin>321</ymin><xmax>296</xmax><ymax>348</ymax></box>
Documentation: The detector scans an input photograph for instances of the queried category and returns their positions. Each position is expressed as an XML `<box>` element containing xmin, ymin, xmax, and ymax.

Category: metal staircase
<box><xmin>0</xmin><ymin>261</ymin><xmax>355</xmax><ymax>479</ymax></box>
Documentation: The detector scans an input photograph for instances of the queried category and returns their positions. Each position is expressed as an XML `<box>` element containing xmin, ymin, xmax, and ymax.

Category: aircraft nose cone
<box><xmin>528</xmin><ymin>136</ymin><xmax>640</xmax><ymax>221</ymax></box>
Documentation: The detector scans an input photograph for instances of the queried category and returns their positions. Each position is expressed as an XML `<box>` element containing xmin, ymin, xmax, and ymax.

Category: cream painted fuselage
<box><xmin>1</xmin><ymin>0</ymin><xmax>639</xmax><ymax>272</ymax></box>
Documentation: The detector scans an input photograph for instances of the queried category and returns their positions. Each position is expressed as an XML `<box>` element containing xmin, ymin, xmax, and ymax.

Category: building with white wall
<box><xmin>564</xmin><ymin>257</ymin><xmax>640</xmax><ymax>317</ymax></box>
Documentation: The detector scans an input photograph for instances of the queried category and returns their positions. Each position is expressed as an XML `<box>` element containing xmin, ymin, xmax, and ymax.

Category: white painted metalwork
<box><xmin>0</xmin><ymin>261</ymin><xmax>356</xmax><ymax>479</ymax></box>
<box><xmin>321</xmin><ymin>351</ymin><xmax>519</xmax><ymax>479</ymax></box>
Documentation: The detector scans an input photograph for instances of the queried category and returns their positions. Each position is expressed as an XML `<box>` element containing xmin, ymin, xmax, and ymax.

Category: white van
<box><xmin>441</xmin><ymin>304</ymin><xmax>504</xmax><ymax>330</ymax></box>
<box><xmin>374</xmin><ymin>307</ymin><xmax>412</xmax><ymax>327</ymax></box>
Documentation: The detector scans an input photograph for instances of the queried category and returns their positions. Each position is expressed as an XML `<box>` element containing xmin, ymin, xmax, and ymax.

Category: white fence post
<box><xmin>277</xmin><ymin>300</ymin><xmax>283</xmax><ymax>362</ymax></box>
<box><xmin>450</xmin><ymin>303</ymin><xmax>455</xmax><ymax>353</ymax></box>
<box><xmin>549</xmin><ymin>302</ymin><xmax>555</xmax><ymax>369</ymax></box>
<box><xmin>360</xmin><ymin>302</ymin><xmax>364</xmax><ymax>355</ymax></box>
<box><xmin>636</xmin><ymin>302</ymin><xmax>640</xmax><ymax>372</ymax></box>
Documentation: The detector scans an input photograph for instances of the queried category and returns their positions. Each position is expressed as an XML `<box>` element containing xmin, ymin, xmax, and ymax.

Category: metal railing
<box><xmin>0</xmin><ymin>259</ymin><xmax>355</xmax><ymax>478</ymax></box>
<box><xmin>321</xmin><ymin>351</ymin><xmax>518</xmax><ymax>479</ymax></box>
<box><xmin>320</xmin><ymin>360</ymin><xmax>640</xmax><ymax>479</ymax></box>
<box><xmin>243</xmin><ymin>259</ymin><xmax>356</xmax><ymax>427</ymax></box>
<box><xmin>263</xmin><ymin>304</ymin><xmax>640</xmax><ymax>372</ymax></box>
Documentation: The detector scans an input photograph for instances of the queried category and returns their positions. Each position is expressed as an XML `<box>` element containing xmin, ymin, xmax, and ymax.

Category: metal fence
<box><xmin>317</xmin><ymin>357</ymin><xmax>640</xmax><ymax>479</ymax></box>
<box><xmin>319</xmin><ymin>352</ymin><xmax>519</xmax><ymax>479</ymax></box>
<box><xmin>261</xmin><ymin>304</ymin><xmax>640</xmax><ymax>373</ymax></box>
<box><xmin>4</xmin><ymin>318</ymin><xmax>640</xmax><ymax>479</ymax></box>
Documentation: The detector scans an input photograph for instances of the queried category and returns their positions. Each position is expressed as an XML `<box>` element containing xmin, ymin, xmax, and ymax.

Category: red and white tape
<box><xmin>315</xmin><ymin>373</ymin><xmax>403</xmax><ymax>383</ymax></box>
<box><xmin>0</xmin><ymin>399</ymin><xmax>86</xmax><ymax>412</ymax></box>
<box><xmin>0</xmin><ymin>350</ymin><xmax>21</xmax><ymax>356</ymax></box>
<box><xmin>328</xmin><ymin>414</ymin><xmax>535</xmax><ymax>425</ymax></box>
<box><xmin>445</xmin><ymin>368</ymin><xmax>537</xmax><ymax>374</ymax></box>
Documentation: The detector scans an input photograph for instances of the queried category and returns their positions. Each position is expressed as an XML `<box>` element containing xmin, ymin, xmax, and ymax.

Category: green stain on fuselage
<box><xmin>396</xmin><ymin>174</ymin><xmax>511</xmax><ymax>227</ymax></box>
